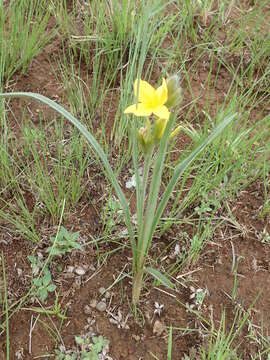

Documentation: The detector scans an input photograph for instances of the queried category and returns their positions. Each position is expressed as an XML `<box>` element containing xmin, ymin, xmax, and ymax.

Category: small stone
<box><xmin>153</xmin><ymin>320</ymin><xmax>166</xmax><ymax>336</ymax></box>
<box><xmin>66</xmin><ymin>266</ymin><xmax>75</xmax><ymax>273</ymax></box>
<box><xmin>37</xmin><ymin>252</ymin><xmax>43</xmax><ymax>259</ymax></box>
<box><xmin>132</xmin><ymin>334</ymin><xmax>140</xmax><ymax>342</ymax></box>
<box><xmin>96</xmin><ymin>301</ymin><xmax>107</xmax><ymax>312</ymax></box>
<box><xmin>104</xmin><ymin>291</ymin><xmax>111</xmax><ymax>299</ymax></box>
<box><xmin>84</xmin><ymin>305</ymin><xmax>92</xmax><ymax>315</ymax></box>
<box><xmin>89</xmin><ymin>264</ymin><xmax>96</xmax><ymax>271</ymax></box>
<box><xmin>74</xmin><ymin>276</ymin><xmax>82</xmax><ymax>288</ymax></box>
<box><xmin>99</xmin><ymin>287</ymin><xmax>106</xmax><ymax>295</ymax></box>
<box><xmin>89</xmin><ymin>299</ymin><xmax>98</xmax><ymax>308</ymax></box>
<box><xmin>75</xmin><ymin>267</ymin><xmax>86</xmax><ymax>276</ymax></box>
<box><xmin>63</xmin><ymin>272</ymin><xmax>74</xmax><ymax>279</ymax></box>
<box><xmin>17</xmin><ymin>268</ymin><xmax>23</xmax><ymax>277</ymax></box>
<box><xmin>15</xmin><ymin>348</ymin><xmax>24</xmax><ymax>359</ymax></box>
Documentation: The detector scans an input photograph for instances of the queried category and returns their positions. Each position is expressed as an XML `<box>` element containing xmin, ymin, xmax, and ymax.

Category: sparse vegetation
<box><xmin>0</xmin><ymin>0</ymin><xmax>269</xmax><ymax>359</ymax></box>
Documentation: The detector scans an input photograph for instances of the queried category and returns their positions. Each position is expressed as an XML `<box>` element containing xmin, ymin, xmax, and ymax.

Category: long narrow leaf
<box><xmin>1</xmin><ymin>252</ymin><xmax>9</xmax><ymax>360</ymax></box>
<box><xmin>146</xmin><ymin>267</ymin><xmax>174</xmax><ymax>289</ymax></box>
<box><xmin>167</xmin><ymin>325</ymin><xmax>173</xmax><ymax>360</ymax></box>
<box><xmin>0</xmin><ymin>92</ymin><xmax>135</xmax><ymax>253</ymax></box>
<box><xmin>149</xmin><ymin>113</ymin><xmax>237</xmax><ymax>242</ymax></box>
<box><xmin>132</xmin><ymin>122</ymin><xmax>141</xmax><ymax>268</ymax></box>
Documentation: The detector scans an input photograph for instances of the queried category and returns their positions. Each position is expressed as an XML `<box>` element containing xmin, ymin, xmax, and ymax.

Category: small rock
<box><xmin>104</xmin><ymin>291</ymin><xmax>111</xmax><ymax>299</ymax></box>
<box><xmin>75</xmin><ymin>267</ymin><xmax>86</xmax><ymax>276</ymax></box>
<box><xmin>132</xmin><ymin>334</ymin><xmax>141</xmax><ymax>342</ymax></box>
<box><xmin>89</xmin><ymin>264</ymin><xmax>96</xmax><ymax>271</ymax></box>
<box><xmin>37</xmin><ymin>252</ymin><xmax>43</xmax><ymax>259</ymax></box>
<box><xmin>15</xmin><ymin>348</ymin><xmax>24</xmax><ymax>359</ymax></box>
<box><xmin>96</xmin><ymin>301</ymin><xmax>107</xmax><ymax>312</ymax></box>
<box><xmin>99</xmin><ymin>287</ymin><xmax>106</xmax><ymax>295</ymax></box>
<box><xmin>66</xmin><ymin>266</ymin><xmax>75</xmax><ymax>273</ymax></box>
<box><xmin>153</xmin><ymin>320</ymin><xmax>166</xmax><ymax>336</ymax></box>
<box><xmin>74</xmin><ymin>277</ymin><xmax>82</xmax><ymax>288</ymax></box>
<box><xmin>89</xmin><ymin>299</ymin><xmax>98</xmax><ymax>308</ymax></box>
<box><xmin>17</xmin><ymin>268</ymin><xmax>23</xmax><ymax>277</ymax></box>
<box><xmin>84</xmin><ymin>305</ymin><xmax>92</xmax><ymax>315</ymax></box>
<box><xmin>63</xmin><ymin>272</ymin><xmax>74</xmax><ymax>279</ymax></box>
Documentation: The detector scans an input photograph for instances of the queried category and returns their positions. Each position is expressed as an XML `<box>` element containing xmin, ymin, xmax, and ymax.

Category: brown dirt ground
<box><xmin>0</xmin><ymin>3</ymin><xmax>270</xmax><ymax>360</ymax></box>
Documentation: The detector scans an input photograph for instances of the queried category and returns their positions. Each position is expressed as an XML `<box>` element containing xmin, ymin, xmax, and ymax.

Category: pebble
<box><xmin>74</xmin><ymin>277</ymin><xmax>82</xmax><ymax>288</ymax></box>
<box><xmin>17</xmin><ymin>268</ymin><xmax>23</xmax><ymax>277</ymax></box>
<box><xmin>96</xmin><ymin>301</ymin><xmax>107</xmax><ymax>312</ymax></box>
<box><xmin>89</xmin><ymin>299</ymin><xmax>98</xmax><ymax>308</ymax></box>
<box><xmin>66</xmin><ymin>266</ymin><xmax>75</xmax><ymax>273</ymax></box>
<box><xmin>89</xmin><ymin>264</ymin><xmax>96</xmax><ymax>271</ymax></box>
<box><xmin>132</xmin><ymin>334</ymin><xmax>141</xmax><ymax>342</ymax></box>
<box><xmin>98</xmin><ymin>287</ymin><xmax>111</xmax><ymax>299</ymax></box>
<box><xmin>75</xmin><ymin>267</ymin><xmax>86</xmax><ymax>276</ymax></box>
<box><xmin>153</xmin><ymin>320</ymin><xmax>166</xmax><ymax>336</ymax></box>
<box><xmin>98</xmin><ymin>287</ymin><xmax>106</xmax><ymax>295</ymax></box>
<box><xmin>84</xmin><ymin>305</ymin><xmax>92</xmax><ymax>315</ymax></box>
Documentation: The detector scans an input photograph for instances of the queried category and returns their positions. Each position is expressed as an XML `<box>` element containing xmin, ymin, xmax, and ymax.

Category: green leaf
<box><xmin>47</xmin><ymin>247</ymin><xmax>61</xmax><ymax>256</ymax></box>
<box><xmin>28</xmin><ymin>255</ymin><xmax>35</xmax><ymax>263</ymax></box>
<box><xmin>33</xmin><ymin>278</ymin><xmax>42</xmax><ymax>287</ymax></box>
<box><xmin>43</xmin><ymin>270</ymin><xmax>52</xmax><ymax>286</ymax></box>
<box><xmin>70</xmin><ymin>242</ymin><xmax>83</xmax><ymax>251</ymax></box>
<box><xmin>167</xmin><ymin>325</ymin><xmax>173</xmax><ymax>360</ymax></box>
<box><xmin>145</xmin><ymin>267</ymin><xmax>174</xmax><ymax>289</ymax></box>
<box><xmin>70</xmin><ymin>231</ymin><xmax>80</xmax><ymax>241</ymax></box>
<box><xmin>75</xmin><ymin>335</ymin><xmax>85</xmax><ymax>345</ymax></box>
<box><xmin>47</xmin><ymin>284</ymin><xmax>56</xmax><ymax>292</ymax></box>
<box><xmin>39</xmin><ymin>288</ymin><xmax>48</xmax><ymax>302</ymax></box>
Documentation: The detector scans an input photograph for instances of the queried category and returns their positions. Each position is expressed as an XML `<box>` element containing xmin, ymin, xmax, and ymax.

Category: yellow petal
<box><xmin>124</xmin><ymin>103</ymin><xmax>152</xmax><ymax>117</ymax></box>
<box><xmin>156</xmin><ymin>78</ymin><xmax>168</xmax><ymax>105</ymax></box>
<box><xmin>153</xmin><ymin>105</ymin><xmax>170</xmax><ymax>120</ymax></box>
<box><xmin>134</xmin><ymin>79</ymin><xmax>156</xmax><ymax>105</ymax></box>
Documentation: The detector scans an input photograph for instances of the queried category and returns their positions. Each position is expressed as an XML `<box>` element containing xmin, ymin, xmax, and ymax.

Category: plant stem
<box><xmin>132</xmin><ymin>269</ymin><xmax>144</xmax><ymax>305</ymax></box>
<box><xmin>133</xmin><ymin>148</ymin><xmax>153</xmax><ymax>305</ymax></box>
<box><xmin>138</xmin><ymin>148</ymin><xmax>153</xmax><ymax>241</ymax></box>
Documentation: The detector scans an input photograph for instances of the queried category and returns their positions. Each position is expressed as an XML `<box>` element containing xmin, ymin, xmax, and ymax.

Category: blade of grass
<box><xmin>1</xmin><ymin>251</ymin><xmax>9</xmax><ymax>360</ymax></box>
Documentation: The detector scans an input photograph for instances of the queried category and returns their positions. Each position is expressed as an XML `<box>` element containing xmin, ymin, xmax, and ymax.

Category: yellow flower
<box><xmin>124</xmin><ymin>79</ymin><xmax>170</xmax><ymax>120</ymax></box>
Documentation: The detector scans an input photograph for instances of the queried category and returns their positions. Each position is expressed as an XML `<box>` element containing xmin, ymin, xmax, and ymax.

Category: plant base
<box><xmin>132</xmin><ymin>270</ymin><xmax>144</xmax><ymax>305</ymax></box>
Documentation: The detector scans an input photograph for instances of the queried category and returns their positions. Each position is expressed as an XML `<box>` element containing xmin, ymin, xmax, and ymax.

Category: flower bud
<box><xmin>137</xmin><ymin>119</ymin><xmax>153</xmax><ymax>154</ymax></box>
<box><xmin>165</xmin><ymin>75</ymin><xmax>182</xmax><ymax>109</ymax></box>
<box><xmin>153</xmin><ymin>118</ymin><xmax>167</xmax><ymax>142</ymax></box>
<box><xmin>137</xmin><ymin>127</ymin><xmax>145</xmax><ymax>148</ymax></box>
